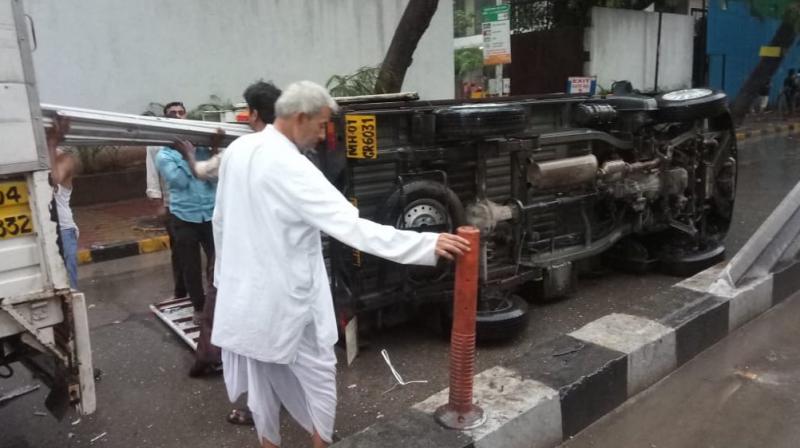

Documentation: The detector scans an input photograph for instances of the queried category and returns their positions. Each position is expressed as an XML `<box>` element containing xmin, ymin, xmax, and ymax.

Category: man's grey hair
<box><xmin>275</xmin><ymin>81</ymin><xmax>339</xmax><ymax>118</ymax></box>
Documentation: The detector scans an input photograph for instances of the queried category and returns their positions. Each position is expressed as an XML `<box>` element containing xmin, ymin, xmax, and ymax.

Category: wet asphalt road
<box><xmin>2</xmin><ymin>133</ymin><xmax>800</xmax><ymax>447</ymax></box>
<box><xmin>561</xmin><ymin>291</ymin><xmax>800</xmax><ymax>448</ymax></box>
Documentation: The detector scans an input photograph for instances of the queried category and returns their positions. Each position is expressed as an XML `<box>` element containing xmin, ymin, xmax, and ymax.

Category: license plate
<box><xmin>0</xmin><ymin>181</ymin><xmax>34</xmax><ymax>240</ymax></box>
<box><xmin>344</xmin><ymin>114</ymin><xmax>378</xmax><ymax>159</ymax></box>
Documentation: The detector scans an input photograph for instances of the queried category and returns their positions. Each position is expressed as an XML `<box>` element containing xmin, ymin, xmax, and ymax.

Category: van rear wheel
<box><xmin>440</xmin><ymin>291</ymin><xmax>529</xmax><ymax>343</ymax></box>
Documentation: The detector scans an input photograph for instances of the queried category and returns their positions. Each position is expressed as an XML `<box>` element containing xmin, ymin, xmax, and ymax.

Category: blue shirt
<box><xmin>155</xmin><ymin>147</ymin><xmax>216</xmax><ymax>223</ymax></box>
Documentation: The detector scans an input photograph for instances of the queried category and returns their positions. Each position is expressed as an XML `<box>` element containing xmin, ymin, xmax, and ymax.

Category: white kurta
<box><xmin>211</xmin><ymin>125</ymin><xmax>440</xmax><ymax>364</ymax></box>
<box><xmin>145</xmin><ymin>146</ymin><xmax>167</xmax><ymax>204</ymax></box>
<box><xmin>194</xmin><ymin>151</ymin><xmax>222</xmax><ymax>180</ymax></box>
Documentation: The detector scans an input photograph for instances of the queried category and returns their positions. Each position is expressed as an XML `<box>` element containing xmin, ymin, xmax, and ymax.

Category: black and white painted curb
<box><xmin>333</xmin><ymin>260</ymin><xmax>800</xmax><ymax>448</ymax></box>
<box><xmin>735</xmin><ymin>120</ymin><xmax>800</xmax><ymax>142</ymax></box>
<box><xmin>77</xmin><ymin>235</ymin><xmax>170</xmax><ymax>265</ymax></box>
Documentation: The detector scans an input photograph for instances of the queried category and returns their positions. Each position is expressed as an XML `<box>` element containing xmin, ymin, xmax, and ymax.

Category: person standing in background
<box><xmin>156</xmin><ymin>101</ymin><xmax>217</xmax><ymax>345</ymax></box>
<box><xmin>144</xmin><ymin>109</ymin><xmax>188</xmax><ymax>301</ymax></box>
<box><xmin>782</xmin><ymin>69</ymin><xmax>797</xmax><ymax>116</ymax></box>
<box><xmin>46</xmin><ymin>116</ymin><xmax>79</xmax><ymax>289</ymax></box>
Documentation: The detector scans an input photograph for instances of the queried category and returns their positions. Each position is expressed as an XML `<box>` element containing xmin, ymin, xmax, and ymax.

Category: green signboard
<box><xmin>482</xmin><ymin>4</ymin><xmax>510</xmax><ymax>23</ymax></box>
<box><xmin>481</xmin><ymin>4</ymin><xmax>511</xmax><ymax>65</ymax></box>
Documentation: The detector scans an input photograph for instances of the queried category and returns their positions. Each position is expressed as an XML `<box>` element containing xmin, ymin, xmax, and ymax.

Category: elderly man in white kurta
<box><xmin>211</xmin><ymin>81</ymin><xmax>470</xmax><ymax>448</ymax></box>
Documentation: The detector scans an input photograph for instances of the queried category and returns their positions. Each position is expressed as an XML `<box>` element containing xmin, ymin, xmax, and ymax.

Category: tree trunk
<box><xmin>731</xmin><ymin>21</ymin><xmax>796</xmax><ymax>124</ymax></box>
<box><xmin>374</xmin><ymin>0</ymin><xmax>439</xmax><ymax>94</ymax></box>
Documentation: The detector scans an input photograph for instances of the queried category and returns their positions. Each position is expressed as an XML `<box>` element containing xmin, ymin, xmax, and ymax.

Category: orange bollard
<box><xmin>434</xmin><ymin>226</ymin><xmax>486</xmax><ymax>430</ymax></box>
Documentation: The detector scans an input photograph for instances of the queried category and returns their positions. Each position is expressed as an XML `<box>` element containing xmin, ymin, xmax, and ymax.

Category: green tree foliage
<box><xmin>509</xmin><ymin>0</ymin><xmax>687</xmax><ymax>32</ymax></box>
<box><xmin>187</xmin><ymin>95</ymin><xmax>235</xmax><ymax>121</ymax></box>
<box><xmin>454</xmin><ymin>9</ymin><xmax>477</xmax><ymax>37</ymax></box>
<box><xmin>454</xmin><ymin>47</ymin><xmax>484</xmax><ymax>79</ymax></box>
<box><xmin>326</xmin><ymin>66</ymin><xmax>382</xmax><ymax>97</ymax></box>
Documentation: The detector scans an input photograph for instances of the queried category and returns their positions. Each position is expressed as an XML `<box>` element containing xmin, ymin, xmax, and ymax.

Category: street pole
<box><xmin>434</xmin><ymin>226</ymin><xmax>486</xmax><ymax>430</ymax></box>
<box><xmin>496</xmin><ymin>65</ymin><xmax>503</xmax><ymax>97</ymax></box>
<box><xmin>495</xmin><ymin>0</ymin><xmax>504</xmax><ymax>96</ymax></box>
<box><xmin>654</xmin><ymin>11</ymin><xmax>663</xmax><ymax>93</ymax></box>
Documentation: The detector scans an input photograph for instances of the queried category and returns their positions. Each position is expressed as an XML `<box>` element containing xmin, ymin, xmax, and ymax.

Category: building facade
<box><xmin>24</xmin><ymin>0</ymin><xmax>454</xmax><ymax>112</ymax></box>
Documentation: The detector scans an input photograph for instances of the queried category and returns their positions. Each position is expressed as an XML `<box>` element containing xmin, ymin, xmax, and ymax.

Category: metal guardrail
<box><xmin>39</xmin><ymin>92</ymin><xmax>422</xmax><ymax>148</ymax></box>
<box><xmin>40</xmin><ymin>104</ymin><xmax>252</xmax><ymax>147</ymax></box>
<box><xmin>715</xmin><ymin>179</ymin><xmax>800</xmax><ymax>290</ymax></box>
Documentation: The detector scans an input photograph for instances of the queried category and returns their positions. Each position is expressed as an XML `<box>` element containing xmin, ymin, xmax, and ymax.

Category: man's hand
<box><xmin>435</xmin><ymin>233</ymin><xmax>471</xmax><ymax>261</ymax></box>
<box><xmin>46</xmin><ymin>116</ymin><xmax>72</xmax><ymax>185</ymax></box>
<box><xmin>46</xmin><ymin>116</ymin><xmax>71</xmax><ymax>146</ymax></box>
<box><xmin>210</xmin><ymin>128</ymin><xmax>226</xmax><ymax>155</ymax></box>
<box><xmin>173</xmin><ymin>139</ymin><xmax>197</xmax><ymax>161</ymax></box>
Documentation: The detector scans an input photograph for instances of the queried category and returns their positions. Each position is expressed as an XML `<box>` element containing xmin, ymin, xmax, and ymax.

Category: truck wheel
<box><xmin>380</xmin><ymin>180</ymin><xmax>465</xmax><ymax>283</ymax></box>
<box><xmin>381</xmin><ymin>180</ymin><xmax>466</xmax><ymax>232</ymax></box>
<box><xmin>476</xmin><ymin>293</ymin><xmax>529</xmax><ymax>342</ymax></box>
<box><xmin>658</xmin><ymin>237</ymin><xmax>726</xmax><ymax>276</ymax></box>
<box><xmin>655</xmin><ymin>88</ymin><xmax>728</xmax><ymax>122</ymax></box>
<box><xmin>441</xmin><ymin>292</ymin><xmax>529</xmax><ymax>342</ymax></box>
<box><xmin>435</xmin><ymin>104</ymin><xmax>528</xmax><ymax>139</ymax></box>
<box><xmin>604</xmin><ymin>237</ymin><xmax>659</xmax><ymax>274</ymax></box>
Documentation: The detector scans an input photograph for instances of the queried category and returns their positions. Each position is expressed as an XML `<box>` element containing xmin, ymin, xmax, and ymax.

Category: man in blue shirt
<box><xmin>156</xmin><ymin>117</ymin><xmax>217</xmax><ymax>332</ymax></box>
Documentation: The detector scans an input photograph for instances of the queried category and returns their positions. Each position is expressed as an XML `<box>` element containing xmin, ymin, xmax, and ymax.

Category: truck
<box><xmin>321</xmin><ymin>87</ymin><xmax>737</xmax><ymax>341</ymax></box>
<box><xmin>0</xmin><ymin>0</ymin><xmax>95</xmax><ymax>416</ymax></box>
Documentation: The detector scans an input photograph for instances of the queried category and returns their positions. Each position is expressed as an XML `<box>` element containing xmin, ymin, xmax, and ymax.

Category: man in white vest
<box><xmin>211</xmin><ymin>81</ymin><xmax>470</xmax><ymax>448</ymax></box>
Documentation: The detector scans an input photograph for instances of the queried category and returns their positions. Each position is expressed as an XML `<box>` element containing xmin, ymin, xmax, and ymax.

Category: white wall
<box><xmin>585</xmin><ymin>7</ymin><xmax>694</xmax><ymax>92</ymax></box>
<box><xmin>23</xmin><ymin>0</ymin><xmax>453</xmax><ymax>113</ymax></box>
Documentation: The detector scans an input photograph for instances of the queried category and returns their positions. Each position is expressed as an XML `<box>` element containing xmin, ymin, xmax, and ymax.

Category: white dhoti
<box><xmin>222</xmin><ymin>325</ymin><xmax>337</xmax><ymax>446</ymax></box>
